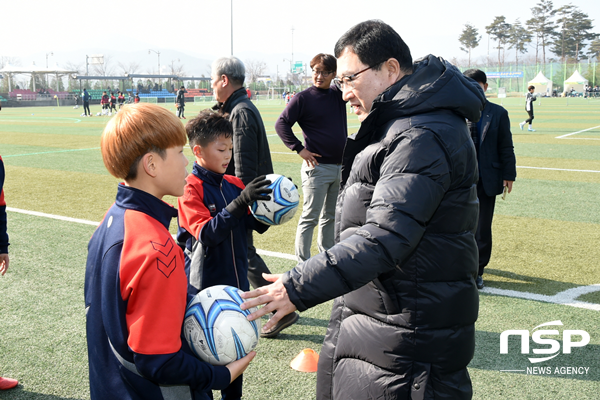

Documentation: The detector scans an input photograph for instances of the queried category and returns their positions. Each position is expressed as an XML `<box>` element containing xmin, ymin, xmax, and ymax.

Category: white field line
<box><xmin>481</xmin><ymin>285</ymin><xmax>600</xmax><ymax>311</ymax></box>
<box><xmin>7</xmin><ymin>207</ymin><xmax>600</xmax><ymax>311</ymax></box>
<box><xmin>517</xmin><ymin>166</ymin><xmax>600</xmax><ymax>173</ymax></box>
<box><xmin>7</xmin><ymin>207</ymin><xmax>99</xmax><ymax>226</ymax></box>
<box><xmin>555</xmin><ymin>125</ymin><xmax>600</xmax><ymax>139</ymax></box>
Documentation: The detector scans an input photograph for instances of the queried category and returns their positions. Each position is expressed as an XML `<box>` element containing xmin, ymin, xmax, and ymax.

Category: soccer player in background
<box><xmin>176</xmin><ymin>86</ymin><xmax>186</xmax><ymax>119</ymax></box>
<box><xmin>84</xmin><ymin>103</ymin><xmax>254</xmax><ymax>399</ymax></box>
<box><xmin>0</xmin><ymin>154</ymin><xmax>19</xmax><ymax>391</ymax></box>
<box><xmin>520</xmin><ymin>85</ymin><xmax>537</xmax><ymax>131</ymax></box>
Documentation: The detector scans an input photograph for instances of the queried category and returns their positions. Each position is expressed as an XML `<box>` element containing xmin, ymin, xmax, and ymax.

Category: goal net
<box><xmin>194</xmin><ymin>96</ymin><xmax>215</xmax><ymax>104</ymax></box>
<box><xmin>140</xmin><ymin>97</ymin><xmax>158</xmax><ymax>104</ymax></box>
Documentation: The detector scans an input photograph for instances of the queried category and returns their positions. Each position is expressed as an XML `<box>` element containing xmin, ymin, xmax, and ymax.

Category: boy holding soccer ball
<box><xmin>177</xmin><ymin>109</ymin><xmax>271</xmax><ymax>400</ymax></box>
<box><xmin>85</xmin><ymin>103</ymin><xmax>254</xmax><ymax>400</ymax></box>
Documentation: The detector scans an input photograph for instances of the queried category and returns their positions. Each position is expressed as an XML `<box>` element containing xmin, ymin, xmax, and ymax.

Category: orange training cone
<box><xmin>290</xmin><ymin>348</ymin><xmax>319</xmax><ymax>372</ymax></box>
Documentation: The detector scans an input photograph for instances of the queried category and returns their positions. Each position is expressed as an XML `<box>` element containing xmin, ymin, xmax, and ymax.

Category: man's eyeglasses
<box><xmin>332</xmin><ymin>61</ymin><xmax>385</xmax><ymax>90</ymax></box>
<box><xmin>312</xmin><ymin>70</ymin><xmax>333</xmax><ymax>77</ymax></box>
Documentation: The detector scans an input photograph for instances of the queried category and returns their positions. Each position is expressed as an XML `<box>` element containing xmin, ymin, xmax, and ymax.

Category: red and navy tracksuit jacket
<box><xmin>85</xmin><ymin>184</ymin><xmax>230</xmax><ymax>400</ymax></box>
<box><xmin>177</xmin><ymin>163</ymin><xmax>268</xmax><ymax>295</ymax></box>
<box><xmin>0</xmin><ymin>156</ymin><xmax>8</xmax><ymax>255</ymax></box>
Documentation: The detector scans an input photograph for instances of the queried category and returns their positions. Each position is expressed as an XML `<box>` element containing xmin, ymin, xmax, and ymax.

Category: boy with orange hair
<box><xmin>85</xmin><ymin>103</ymin><xmax>254</xmax><ymax>400</ymax></box>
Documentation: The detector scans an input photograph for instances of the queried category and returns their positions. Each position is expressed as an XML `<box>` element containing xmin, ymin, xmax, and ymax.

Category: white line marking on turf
<box><xmin>481</xmin><ymin>284</ymin><xmax>600</xmax><ymax>311</ymax></box>
<box><xmin>517</xmin><ymin>166</ymin><xmax>600</xmax><ymax>173</ymax></box>
<box><xmin>257</xmin><ymin>249</ymin><xmax>298</xmax><ymax>261</ymax></box>
<box><xmin>4</xmin><ymin>147</ymin><xmax>100</xmax><ymax>158</ymax></box>
<box><xmin>556</xmin><ymin>125</ymin><xmax>600</xmax><ymax>139</ymax></box>
<box><xmin>7</xmin><ymin>207</ymin><xmax>99</xmax><ymax>226</ymax></box>
<box><xmin>7</xmin><ymin>207</ymin><xmax>600</xmax><ymax>311</ymax></box>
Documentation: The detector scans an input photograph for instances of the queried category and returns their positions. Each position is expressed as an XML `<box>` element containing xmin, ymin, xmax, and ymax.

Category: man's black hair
<box><xmin>334</xmin><ymin>20</ymin><xmax>413</xmax><ymax>74</ymax></box>
<box><xmin>186</xmin><ymin>109</ymin><xmax>233</xmax><ymax>148</ymax></box>
<box><xmin>463</xmin><ymin>69</ymin><xmax>487</xmax><ymax>85</ymax></box>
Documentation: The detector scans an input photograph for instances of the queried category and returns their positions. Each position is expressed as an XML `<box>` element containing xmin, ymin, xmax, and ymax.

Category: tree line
<box><xmin>459</xmin><ymin>0</ymin><xmax>600</xmax><ymax>67</ymax></box>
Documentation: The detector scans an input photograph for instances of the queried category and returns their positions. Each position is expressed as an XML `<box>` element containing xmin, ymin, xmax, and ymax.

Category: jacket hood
<box><xmin>364</xmin><ymin>55</ymin><xmax>485</xmax><ymax>132</ymax></box>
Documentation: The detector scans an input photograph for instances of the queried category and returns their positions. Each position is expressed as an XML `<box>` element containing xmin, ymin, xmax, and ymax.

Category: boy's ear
<box><xmin>192</xmin><ymin>144</ymin><xmax>202</xmax><ymax>159</ymax></box>
<box><xmin>141</xmin><ymin>152</ymin><xmax>158</xmax><ymax>178</ymax></box>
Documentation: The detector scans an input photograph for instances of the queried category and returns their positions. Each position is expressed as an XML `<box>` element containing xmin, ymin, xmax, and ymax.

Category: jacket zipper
<box><xmin>220</xmin><ymin>183</ymin><xmax>240</xmax><ymax>288</ymax></box>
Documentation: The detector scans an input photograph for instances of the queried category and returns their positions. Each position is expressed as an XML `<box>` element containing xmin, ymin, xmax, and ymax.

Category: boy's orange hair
<box><xmin>101</xmin><ymin>103</ymin><xmax>187</xmax><ymax>180</ymax></box>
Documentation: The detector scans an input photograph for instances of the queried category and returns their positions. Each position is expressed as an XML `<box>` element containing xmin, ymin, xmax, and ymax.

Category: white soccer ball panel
<box><xmin>251</xmin><ymin>174</ymin><xmax>299</xmax><ymax>225</ymax></box>
<box><xmin>184</xmin><ymin>285</ymin><xmax>260</xmax><ymax>366</ymax></box>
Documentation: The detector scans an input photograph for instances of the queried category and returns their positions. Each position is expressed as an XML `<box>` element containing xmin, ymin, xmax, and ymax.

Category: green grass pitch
<box><xmin>1</xmin><ymin>96</ymin><xmax>599</xmax><ymax>399</ymax></box>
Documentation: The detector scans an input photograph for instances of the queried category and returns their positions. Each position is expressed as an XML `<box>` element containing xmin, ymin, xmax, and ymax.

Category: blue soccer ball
<box><xmin>251</xmin><ymin>174</ymin><xmax>299</xmax><ymax>225</ymax></box>
<box><xmin>183</xmin><ymin>285</ymin><xmax>260</xmax><ymax>366</ymax></box>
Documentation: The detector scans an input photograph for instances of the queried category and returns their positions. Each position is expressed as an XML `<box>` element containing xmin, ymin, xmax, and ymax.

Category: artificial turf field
<box><xmin>0</xmin><ymin>96</ymin><xmax>599</xmax><ymax>399</ymax></box>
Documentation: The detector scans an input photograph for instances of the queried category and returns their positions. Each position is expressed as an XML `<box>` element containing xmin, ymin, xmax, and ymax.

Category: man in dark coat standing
<box><xmin>211</xmin><ymin>56</ymin><xmax>299</xmax><ymax>337</ymax></box>
<box><xmin>463</xmin><ymin>69</ymin><xmax>516</xmax><ymax>289</ymax></box>
<box><xmin>175</xmin><ymin>86</ymin><xmax>186</xmax><ymax>119</ymax></box>
<box><xmin>242</xmin><ymin>20</ymin><xmax>484</xmax><ymax>399</ymax></box>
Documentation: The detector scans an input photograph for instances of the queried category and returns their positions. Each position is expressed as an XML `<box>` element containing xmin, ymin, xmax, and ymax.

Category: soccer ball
<box><xmin>183</xmin><ymin>285</ymin><xmax>260</xmax><ymax>366</ymax></box>
<box><xmin>251</xmin><ymin>174</ymin><xmax>299</xmax><ymax>225</ymax></box>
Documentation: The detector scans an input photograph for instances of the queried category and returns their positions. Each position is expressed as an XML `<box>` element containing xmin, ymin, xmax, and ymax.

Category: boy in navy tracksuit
<box><xmin>0</xmin><ymin>155</ymin><xmax>19</xmax><ymax>391</ymax></box>
<box><xmin>84</xmin><ymin>104</ymin><xmax>255</xmax><ymax>400</ymax></box>
<box><xmin>177</xmin><ymin>110</ymin><xmax>271</xmax><ymax>400</ymax></box>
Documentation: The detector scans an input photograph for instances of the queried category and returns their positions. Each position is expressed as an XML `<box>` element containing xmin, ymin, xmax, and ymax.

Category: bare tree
<box><xmin>117</xmin><ymin>61</ymin><xmax>141</xmax><ymax>75</ymax></box>
<box><xmin>92</xmin><ymin>54</ymin><xmax>114</xmax><ymax>76</ymax></box>
<box><xmin>245</xmin><ymin>59</ymin><xmax>268</xmax><ymax>84</ymax></box>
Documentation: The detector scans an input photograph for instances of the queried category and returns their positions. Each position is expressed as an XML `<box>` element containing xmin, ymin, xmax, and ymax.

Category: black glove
<box><xmin>225</xmin><ymin>175</ymin><xmax>272</xmax><ymax>218</ymax></box>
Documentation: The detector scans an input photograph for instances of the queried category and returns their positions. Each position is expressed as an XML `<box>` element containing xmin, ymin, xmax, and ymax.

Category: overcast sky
<box><xmin>3</xmin><ymin>0</ymin><xmax>599</xmax><ymax>75</ymax></box>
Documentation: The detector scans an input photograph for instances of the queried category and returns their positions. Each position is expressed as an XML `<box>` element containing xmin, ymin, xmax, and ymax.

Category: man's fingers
<box><xmin>262</xmin><ymin>273</ymin><xmax>280</xmax><ymax>283</ymax></box>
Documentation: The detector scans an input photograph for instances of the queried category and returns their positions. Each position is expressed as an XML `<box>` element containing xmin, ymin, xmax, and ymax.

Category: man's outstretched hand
<box><xmin>240</xmin><ymin>273</ymin><xmax>297</xmax><ymax>333</ymax></box>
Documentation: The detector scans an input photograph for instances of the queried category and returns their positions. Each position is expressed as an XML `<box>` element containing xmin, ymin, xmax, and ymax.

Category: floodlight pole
<box><xmin>149</xmin><ymin>49</ymin><xmax>161</xmax><ymax>86</ymax></box>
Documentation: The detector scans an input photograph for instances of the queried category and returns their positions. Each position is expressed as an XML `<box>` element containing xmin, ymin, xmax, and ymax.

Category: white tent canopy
<box><xmin>528</xmin><ymin>71</ymin><xmax>553</xmax><ymax>96</ymax></box>
<box><xmin>564</xmin><ymin>70</ymin><xmax>589</xmax><ymax>94</ymax></box>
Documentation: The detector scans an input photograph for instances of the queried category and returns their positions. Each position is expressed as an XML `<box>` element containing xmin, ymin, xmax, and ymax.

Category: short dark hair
<box><xmin>528</xmin><ymin>85</ymin><xmax>535</xmax><ymax>91</ymax></box>
<box><xmin>463</xmin><ymin>69</ymin><xmax>487</xmax><ymax>85</ymax></box>
<box><xmin>186</xmin><ymin>109</ymin><xmax>233</xmax><ymax>148</ymax></box>
<box><xmin>334</xmin><ymin>20</ymin><xmax>413</xmax><ymax>74</ymax></box>
<box><xmin>310</xmin><ymin>53</ymin><xmax>337</xmax><ymax>73</ymax></box>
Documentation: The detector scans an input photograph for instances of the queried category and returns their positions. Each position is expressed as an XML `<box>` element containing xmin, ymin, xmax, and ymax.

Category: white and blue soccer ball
<box><xmin>251</xmin><ymin>174</ymin><xmax>299</xmax><ymax>225</ymax></box>
<box><xmin>183</xmin><ymin>285</ymin><xmax>260</xmax><ymax>366</ymax></box>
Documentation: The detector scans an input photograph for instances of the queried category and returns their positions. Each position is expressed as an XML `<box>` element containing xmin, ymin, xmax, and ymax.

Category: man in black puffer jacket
<box><xmin>242</xmin><ymin>20</ymin><xmax>485</xmax><ymax>399</ymax></box>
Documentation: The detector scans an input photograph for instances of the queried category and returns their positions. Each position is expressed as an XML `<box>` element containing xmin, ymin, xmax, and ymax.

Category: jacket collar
<box><xmin>192</xmin><ymin>162</ymin><xmax>224</xmax><ymax>186</ymax></box>
<box><xmin>115</xmin><ymin>184</ymin><xmax>177</xmax><ymax>229</ymax></box>
<box><xmin>217</xmin><ymin>87</ymin><xmax>248</xmax><ymax>114</ymax></box>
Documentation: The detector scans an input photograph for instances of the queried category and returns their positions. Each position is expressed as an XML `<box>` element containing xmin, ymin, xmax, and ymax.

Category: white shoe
<box><xmin>519</xmin><ymin>122</ymin><xmax>525</xmax><ymax>130</ymax></box>
<box><xmin>528</xmin><ymin>127</ymin><xmax>536</xmax><ymax>132</ymax></box>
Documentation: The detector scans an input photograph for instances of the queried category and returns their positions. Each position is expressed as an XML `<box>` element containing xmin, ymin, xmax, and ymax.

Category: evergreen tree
<box><xmin>552</xmin><ymin>5</ymin><xmax>597</xmax><ymax>62</ymax></box>
<box><xmin>508</xmin><ymin>20</ymin><xmax>532</xmax><ymax>68</ymax></box>
<box><xmin>526</xmin><ymin>0</ymin><xmax>557</xmax><ymax>65</ymax></box>
<box><xmin>486</xmin><ymin>16</ymin><xmax>512</xmax><ymax>67</ymax></box>
<box><xmin>459</xmin><ymin>24</ymin><xmax>481</xmax><ymax>67</ymax></box>
<box><xmin>588</xmin><ymin>38</ymin><xmax>600</xmax><ymax>61</ymax></box>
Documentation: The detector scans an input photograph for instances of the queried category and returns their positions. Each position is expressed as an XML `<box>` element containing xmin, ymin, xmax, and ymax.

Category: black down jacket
<box><xmin>281</xmin><ymin>55</ymin><xmax>485</xmax><ymax>400</ymax></box>
<box><xmin>218</xmin><ymin>88</ymin><xmax>274</xmax><ymax>185</ymax></box>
